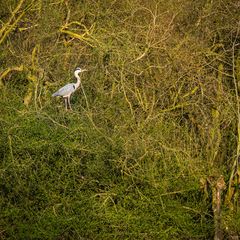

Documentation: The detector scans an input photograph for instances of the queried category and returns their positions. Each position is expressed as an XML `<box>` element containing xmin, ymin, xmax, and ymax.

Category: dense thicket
<box><xmin>0</xmin><ymin>0</ymin><xmax>239</xmax><ymax>239</ymax></box>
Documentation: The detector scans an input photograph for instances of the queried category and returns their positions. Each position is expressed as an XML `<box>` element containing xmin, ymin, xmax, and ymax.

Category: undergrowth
<box><xmin>0</xmin><ymin>0</ymin><xmax>239</xmax><ymax>239</ymax></box>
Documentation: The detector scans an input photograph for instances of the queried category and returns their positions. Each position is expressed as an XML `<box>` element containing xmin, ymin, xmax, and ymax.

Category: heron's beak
<box><xmin>82</xmin><ymin>69</ymin><xmax>87</xmax><ymax>72</ymax></box>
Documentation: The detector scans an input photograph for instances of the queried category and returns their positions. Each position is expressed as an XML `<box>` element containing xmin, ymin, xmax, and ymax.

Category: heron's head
<box><xmin>75</xmin><ymin>67</ymin><xmax>87</xmax><ymax>74</ymax></box>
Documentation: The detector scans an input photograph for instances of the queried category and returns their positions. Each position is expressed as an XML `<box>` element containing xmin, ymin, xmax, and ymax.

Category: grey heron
<box><xmin>52</xmin><ymin>67</ymin><xmax>86</xmax><ymax>110</ymax></box>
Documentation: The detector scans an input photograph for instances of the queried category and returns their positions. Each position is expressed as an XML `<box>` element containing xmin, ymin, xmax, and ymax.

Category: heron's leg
<box><xmin>64</xmin><ymin>97</ymin><xmax>68</xmax><ymax>110</ymax></box>
<box><xmin>68</xmin><ymin>97</ymin><xmax>72</xmax><ymax>110</ymax></box>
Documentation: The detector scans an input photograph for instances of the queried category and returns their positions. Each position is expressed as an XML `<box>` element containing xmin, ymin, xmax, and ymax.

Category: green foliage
<box><xmin>0</xmin><ymin>0</ymin><xmax>239</xmax><ymax>239</ymax></box>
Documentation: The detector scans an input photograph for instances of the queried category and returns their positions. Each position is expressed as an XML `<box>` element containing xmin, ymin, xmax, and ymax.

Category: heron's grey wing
<box><xmin>52</xmin><ymin>83</ymin><xmax>75</xmax><ymax>97</ymax></box>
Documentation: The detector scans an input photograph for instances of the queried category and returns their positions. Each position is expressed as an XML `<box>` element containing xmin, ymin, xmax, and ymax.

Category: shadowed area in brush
<box><xmin>0</xmin><ymin>0</ymin><xmax>240</xmax><ymax>239</ymax></box>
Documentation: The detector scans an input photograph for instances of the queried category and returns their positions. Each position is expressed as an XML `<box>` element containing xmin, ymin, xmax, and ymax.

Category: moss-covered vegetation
<box><xmin>0</xmin><ymin>0</ymin><xmax>240</xmax><ymax>239</ymax></box>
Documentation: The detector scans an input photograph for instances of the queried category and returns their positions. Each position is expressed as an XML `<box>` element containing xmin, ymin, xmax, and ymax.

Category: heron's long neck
<box><xmin>74</xmin><ymin>73</ymin><xmax>81</xmax><ymax>88</ymax></box>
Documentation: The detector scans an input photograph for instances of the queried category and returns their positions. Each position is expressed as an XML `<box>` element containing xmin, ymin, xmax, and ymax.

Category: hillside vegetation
<box><xmin>0</xmin><ymin>0</ymin><xmax>240</xmax><ymax>239</ymax></box>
